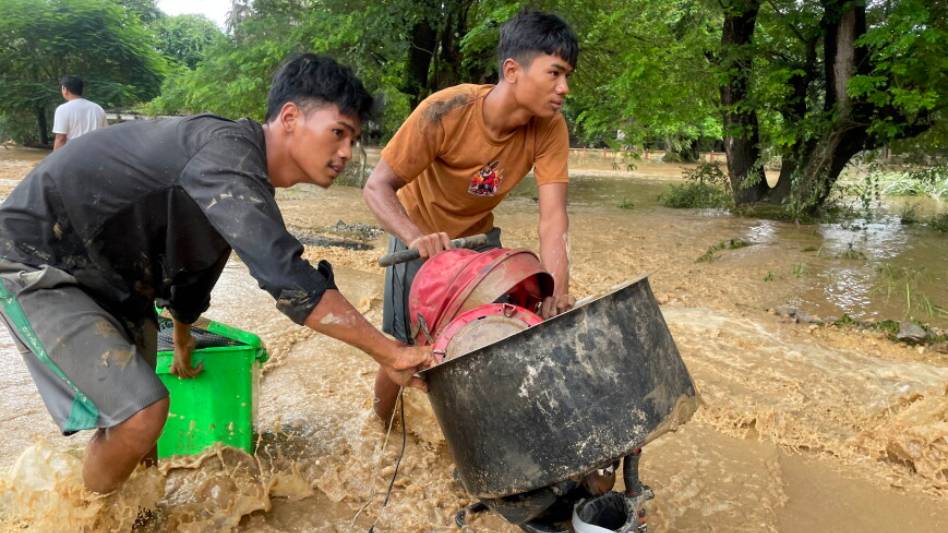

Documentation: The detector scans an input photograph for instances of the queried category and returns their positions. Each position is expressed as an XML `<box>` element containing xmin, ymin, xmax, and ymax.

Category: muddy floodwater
<box><xmin>0</xmin><ymin>146</ymin><xmax>946</xmax><ymax>532</ymax></box>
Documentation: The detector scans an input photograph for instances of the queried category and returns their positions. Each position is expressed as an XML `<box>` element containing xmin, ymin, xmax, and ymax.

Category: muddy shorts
<box><xmin>382</xmin><ymin>227</ymin><xmax>502</xmax><ymax>344</ymax></box>
<box><xmin>0</xmin><ymin>260</ymin><xmax>167</xmax><ymax>435</ymax></box>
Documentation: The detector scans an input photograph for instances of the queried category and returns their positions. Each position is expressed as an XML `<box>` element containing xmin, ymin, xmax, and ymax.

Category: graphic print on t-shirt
<box><xmin>468</xmin><ymin>160</ymin><xmax>503</xmax><ymax>197</ymax></box>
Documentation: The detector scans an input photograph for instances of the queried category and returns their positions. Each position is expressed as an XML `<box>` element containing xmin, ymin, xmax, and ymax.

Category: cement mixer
<box><xmin>378</xmin><ymin>235</ymin><xmax>698</xmax><ymax>532</ymax></box>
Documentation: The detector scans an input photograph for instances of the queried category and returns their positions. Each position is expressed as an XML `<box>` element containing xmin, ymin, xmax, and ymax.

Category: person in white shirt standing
<box><xmin>52</xmin><ymin>76</ymin><xmax>108</xmax><ymax>150</ymax></box>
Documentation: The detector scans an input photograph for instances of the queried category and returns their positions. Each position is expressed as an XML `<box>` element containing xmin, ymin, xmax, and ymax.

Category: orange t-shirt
<box><xmin>381</xmin><ymin>84</ymin><xmax>569</xmax><ymax>238</ymax></box>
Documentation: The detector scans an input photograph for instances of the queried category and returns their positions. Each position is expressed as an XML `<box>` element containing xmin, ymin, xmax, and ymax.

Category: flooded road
<box><xmin>0</xmin><ymin>148</ymin><xmax>945</xmax><ymax>531</ymax></box>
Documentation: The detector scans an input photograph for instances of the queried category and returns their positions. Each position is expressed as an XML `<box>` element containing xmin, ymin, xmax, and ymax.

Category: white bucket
<box><xmin>572</xmin><ymin>492</ymin><xmax>635</xmax><ymax>533</ymax></box>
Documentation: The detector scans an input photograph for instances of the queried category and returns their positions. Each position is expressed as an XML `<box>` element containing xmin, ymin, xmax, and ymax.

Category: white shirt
<box><xmin>52</xmin><ymin>98</ymin><xmax>108</xmax><ymax>140</ymax></box>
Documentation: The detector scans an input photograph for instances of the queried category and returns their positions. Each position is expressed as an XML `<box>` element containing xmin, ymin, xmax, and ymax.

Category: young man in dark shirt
<box><xmin>0</xmin><ymin>54</ymin><xmax>432</xmax><ymax>493</ymax></box>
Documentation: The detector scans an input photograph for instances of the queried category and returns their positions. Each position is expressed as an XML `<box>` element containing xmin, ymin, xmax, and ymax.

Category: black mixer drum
<box><xmin>422</xmin><ymin>276</ymin><xmax>698</xmax><ymax>499</ymax></box>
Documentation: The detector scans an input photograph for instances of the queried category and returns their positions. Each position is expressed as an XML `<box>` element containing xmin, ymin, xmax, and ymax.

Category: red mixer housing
<box><xmin>408</xmin><ymin>248</ymin><xmax>554</xmax><ymax>362</ymax></box>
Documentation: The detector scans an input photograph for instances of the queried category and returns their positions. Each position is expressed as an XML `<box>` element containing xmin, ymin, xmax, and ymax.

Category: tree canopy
<box><xmin>154</xmin><ymin>14</ymin><xmax>225</xmax><ymax>70</ymax></box>
<box><xmin>0</xmin><ymin>0</ymin><xmax>943</xmax><ymax>214</ymax></box>
<box><xmin>0</xmin><ymin>0</ymin><xmax>168</xmax><ymax>144</ymax></box>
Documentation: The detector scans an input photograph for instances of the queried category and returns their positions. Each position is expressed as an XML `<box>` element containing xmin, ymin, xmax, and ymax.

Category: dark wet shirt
<box><xmin>0</xmin><ymin>115</ymin><xmax>335</xmax><ymax>325</ymax></box>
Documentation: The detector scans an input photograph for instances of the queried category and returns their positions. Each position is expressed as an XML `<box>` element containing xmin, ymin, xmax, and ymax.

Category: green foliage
<box><xmin>119</xmin><ymin>0</ymin><xmax>162</xmax><ymax>24</ymax></box>
<box><xmin>145</xmin><ymin>3</ymin><xmax>305</xmax><ymax>120</ymax></box>
<box><xmin>683</xmin><ymin>161</ymin><xmax>728</xmax><ymax>186</ymax></box>
<box><xmin>146</xmin><ymin>0</ymin><xmax>422</xmax><ymax>137</ymax></box>
<box><xmin>0</xmin><ymin>110</ymin><xmax>39</xmax><ymax>144</ymax></box>
<box><xmin>850</xmin><ymin>0</ymin><xmax>948</xmax><ymax>143</ymax></box>
<box><xmin>856</xmin><ymin>174</ymin><xmax>883</xmax><ymax>218</ymax></box>
<box><xmin>833</xmin><ymin>314</ymin><xmax>859</xmax><ymax>328</ymax></box>
<box><xmin>659</xmin><ymin>161</ymin><xmax>733</xmax><ymax>209</ymax></box>
<box><xmin>660</xmin><ymin>182</ymin><xmax>733</xmax><ymax>208</ymax></box>
<box><xmin>876</xmin><ymin>168</ymin><xmax>948</xmax><ymax>199</ymax></box>
<box><xmin>460</xmin><ymin>1</ymin><xmax>520</xmax><ymax>77</ymax></box>
<box><xmin>2</xmin><ymin>0</ymin><xmax>940</xmax><ymax>196</ymax></box>
<box><xmin>716</xmin><ymin>0</ymin><xmax>948</xmax><ymax>213</ymax></box>
<box><xmin>877</xmin><ymin>319</ymin><xmax>903</xmax><ymax>336</ymax></box>
<box><xmin>611</xmin><ymin>150</ymin><xmax>639</xmax><ymax>172</ymax></box>
<box><xmin>153</xmin><ymin>14</ymin><xmax>224</xmax><ymax>69</ymax></box>
<box><xmin>566</xmin><ymin>0</ymin><xmax>722</xmax><ymax>148</ymax></box>
<box><xmin>0</xmin><ymin>0</ymin><xmax>167</xmax><ymax>143</ymax></box>
<box><xmin>143</xmin><ymin>0</ymin><xmax>731</xmax><ymax>146</ymax></box>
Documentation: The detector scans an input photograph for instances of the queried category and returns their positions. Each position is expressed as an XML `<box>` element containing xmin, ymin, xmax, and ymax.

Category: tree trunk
<box><xmin>34</xmin><ymin>106</ymin><xmax>49</xmax><ymax>147</ymax></box>
<box><xmin>789</xmin><ymin>1</ymin><xmax>870</xmax><ymax>212</ymax></box>
<box><xmin>720</xmin><ymin>1</ymin><xmax>770</xmax><ymax>205</ymax></box>
<box><xmin>405</xmin><ymin>19</ymin><xmax>437</xmax><ymax>108</ymax></box>
<box><xmin>433</xmin><ymin>1</ymin><xmax>473</xmax><ymax>90</ymax></box>
<box><xmin>768</xmin><ymin>36</ymin><xmax>818</xmax><ymax>204</ymax></box>
<box><xmin>434</xmin><ymin>11</ymin><xmax>455</xmax><ymax>89</ymax></box>
<box><xmin>730</xmin><ymin>0</ymin><xmax>932</xmax><ymax>214</ymax></box>
<box><xmin>800</xmin><ymin>129</ymin><xmax>867</xmax><ymax>209</ymax></box>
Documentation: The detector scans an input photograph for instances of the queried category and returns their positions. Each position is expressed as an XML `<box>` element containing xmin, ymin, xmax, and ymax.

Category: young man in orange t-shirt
<box><xmin>363</xmin><ymin>10</ymin><xmax>579</xmax><ymax>421</ymax></box>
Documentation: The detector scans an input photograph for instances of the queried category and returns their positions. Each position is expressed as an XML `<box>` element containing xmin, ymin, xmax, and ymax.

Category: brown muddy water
<box><xmin>0</xmin><ymin>147</ymin><xmax>946</xmax><ymax>532</ymax></box>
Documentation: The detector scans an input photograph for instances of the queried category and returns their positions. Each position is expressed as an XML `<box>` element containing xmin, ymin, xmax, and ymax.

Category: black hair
<box><xmin>60</xmin><ymin>76</ymin><xmax>84</xmax><ymax>96</ymax></box>
<box><xmin>497</xmin><ymin>9</ymin><xmax>579</xmax><ymax>74</ymax></box>
<box><xmin>265</xmin><ymin>53</ymin><xmax>374</xmax><ymax>124</ymax></box>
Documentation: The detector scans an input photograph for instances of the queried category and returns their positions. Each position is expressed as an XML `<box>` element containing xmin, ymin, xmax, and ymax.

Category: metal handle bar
<box><xmin>378</xmin><ymin>233</ymin><xmax>489</xmax><ymax>267</ymax></box>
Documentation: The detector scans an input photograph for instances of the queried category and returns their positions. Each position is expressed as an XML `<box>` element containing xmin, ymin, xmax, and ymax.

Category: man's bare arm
<box><xmin>303</xmin><ymin>288</ymin><xmax>433</xmax><ymax>390</ymax></box>
<box><xmin>362</xmin><ymin>159</ymin><xmax>451</xmax><ymax>257</ymax></box>
<box><xmin>53</xmin><ymin>134</ymin><xmax>67</xmax><ymax>151</ymax></box>
<box><xmin>537</xmin><ymin>182</ymin><xmax>574</xmax><ymax>318</ymax></box>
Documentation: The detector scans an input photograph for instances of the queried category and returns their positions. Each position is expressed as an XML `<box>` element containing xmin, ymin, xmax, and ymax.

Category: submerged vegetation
<box><xmin>875</xmin><ymin>264</ymin><xmax>948</xmax><ymax>321</ymax></box>
<box><xmin>659</xmin><ymin>182</ymin><xmax>732</xmax><ymax>209</ymax></box>
<box><xmin>696</xmin><ymin>238</ymin><xmax>750</xmax><ymax>263</ymax></box>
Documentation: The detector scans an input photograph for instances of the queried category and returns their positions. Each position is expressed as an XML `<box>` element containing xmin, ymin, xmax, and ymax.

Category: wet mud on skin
<box><xmin>0</xmin><ymin>151</ymin><xmax>946</xmax><ymax>531</ymax></box>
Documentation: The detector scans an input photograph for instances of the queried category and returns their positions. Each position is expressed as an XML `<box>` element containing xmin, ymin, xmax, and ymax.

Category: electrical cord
<box><xmin>367</xmin><ymin>386</ymin><xmax>407</xmax><ymax>533</ymax></box>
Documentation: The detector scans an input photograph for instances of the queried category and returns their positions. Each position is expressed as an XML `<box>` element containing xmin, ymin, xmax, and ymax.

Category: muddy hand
<box><xmin>170</xmin><ymin>328</ymin><xmax>203</xmax><ymax>378</ymax></box>
<box><xmin>409</xmin><ymin>232</ymin><xmax>452</xmax><ymax>259</ymax></box>
<box><xmin>540</xmin><ymin>293</ymin><xmax>575</xmax><ymax>319</ymax></box>
<box><xmin>383</xmin><ymin>344</ymin><xmax>435</xmax><ymax>392</ymax></box>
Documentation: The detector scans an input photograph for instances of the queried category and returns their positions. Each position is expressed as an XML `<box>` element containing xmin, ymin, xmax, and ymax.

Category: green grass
<box><xmin>696</xmin><ymin>238</ymin><xmax>751</xmax><ymax>263</ymax></box>
<box><xmin>617</xmin><ymin>198</ymin><xmax>634</xmax><ymax>209</ymax></box>
<box><xmin>875</xmin><ymin>264</ymin><xmax>948</xmax><ymax>320</ymax></box>
<box><xmin>791</xmin><ymin>263</ymin><xmax>808</xmax><ymax>278</ymax></box>
<box><xmin>763</xmin><ymin>271</ymin><xmax>776</xmax><ymax>282</ymax></box>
